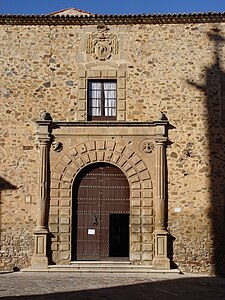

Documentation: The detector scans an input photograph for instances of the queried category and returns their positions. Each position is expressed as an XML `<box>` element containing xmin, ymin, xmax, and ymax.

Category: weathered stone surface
<box><xmin>1</xmin><ymin>13</ymin><xmax>225</xmax><ymax>274</ymax></box>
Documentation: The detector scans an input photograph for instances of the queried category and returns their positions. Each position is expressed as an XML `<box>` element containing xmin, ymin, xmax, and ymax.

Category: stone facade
<box><xmin>1</xmin><ymin>11</ymin><xmax>225</xmax><ymax>274</ymax></box>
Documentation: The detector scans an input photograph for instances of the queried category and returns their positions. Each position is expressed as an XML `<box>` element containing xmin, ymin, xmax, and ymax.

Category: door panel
<box><xmin>73</xmin><ymin>163</ymin><xmax>130</xmax><ymax>260</ymax></box>
<box><xmin>77</xmin><ymin>176</ymin><xmax>101</xmax><ymax>260</ymax></box>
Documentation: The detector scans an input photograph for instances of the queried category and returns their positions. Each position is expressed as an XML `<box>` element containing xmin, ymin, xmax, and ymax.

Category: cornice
<box><xmin>0</xmin><ymin>12</ymin><xmax>225</xmax><ymax>26</ymax></box>
<box><xmin>49</xmin><ymin>121</ymin><xmax>169</xmax><ymax>127</ymax></box>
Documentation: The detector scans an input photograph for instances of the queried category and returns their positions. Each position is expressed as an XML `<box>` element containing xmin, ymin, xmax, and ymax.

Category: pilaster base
<box><xmin>153</xmin><ymin>230</ymin><xmax>170</xmax><ymax>270</ymax></box>
<box><xmin>153</xmin><ymin>257</ymin><xmax>170</xmax><ymax>270</ymax></box>
<box><xmin>30</xmin><ymin>230</ymin><xmax>48</xmax><ymax>269</ymax></box>
<box><xmin>31</xmin><ymin>256</ymin><xmax>48</xmax><ymax>269</ymax></box>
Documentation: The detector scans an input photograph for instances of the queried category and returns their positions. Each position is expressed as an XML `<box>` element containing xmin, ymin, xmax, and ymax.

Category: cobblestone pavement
<box><xmin>1</xmin><ymin>272</ymin><xmax>225</xmax><ymax>299</ymax></box>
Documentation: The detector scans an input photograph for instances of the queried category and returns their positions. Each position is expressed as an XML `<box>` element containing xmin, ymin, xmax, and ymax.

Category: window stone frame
<box><xmin>78</xmin><ymin>70</ymin><xmax>127</xmax><ymax>121</ymax></box>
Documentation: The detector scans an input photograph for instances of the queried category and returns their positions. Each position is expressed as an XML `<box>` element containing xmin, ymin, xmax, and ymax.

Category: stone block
<box><xmin>78</xmin><ymin>70</ymin><xmax>86</xmax><ymax>78</ymax></box>
<box><xmin>61</xmin><ymin>190</ymin><xmax>71</xmax><ymax>198</ymax></box>
<box><xmin>142</xmin><ymin>243</ymin><xmax>153</xmax><ymax>251</ymax></box>
<box><xmin>55</xmin><ymin>163</ymin><xmax>67</xmax><ymax>173</ymax></box>
<box><xmin>60</xmin><ymin>208</ymin><xmax>70</xmax><ymax>216</ymax></box>
<box><xmin>51</xmin><ymin>199</ymin><xmax>59</xmax><ymax>206</ymax></box>
<box><xmin>49</xmin><ymin>216</ymin><xmax>59</xmax><ymax>224</ymax></box>
<box><xmin>118</xmin><ymin>70</ymin><xmax>126</xmax><ymax>77</ymax></box>
<box><xmin>60</xmin><ymin>234</ymin><xmax>70</xmax><ymax>242</ymax></box>
<box><xmin>51</xmin><ymin>243</ymin><xmax>58</xmax><ymax>251</ymax></box>
<box><xmin>118</xmin><ymin>78</ymin><xmax>126</xmax><ymax>89</ymax></box>
<box><xmin>140</xmin><ymin>171</ymin><xmax>150</xmax><ymax>181</ymax></box>
<box><xmin>127</xmin><ymin>168</ymin><xmax>137</xmax><ymax>177</ymax></box>
<box><xmin>142</xmin><ymin>225</ymin><xmax>154</xmax><ymax>233</ymax></box>
<box><xmin>61</xmin><ymin>181</ymin><xmax>72</xmax><ymax>189</ymax></box>
<box><xmin>131</xmin><ymin>252</ymin><xmax>141</xmax><ymax>261</ymax></box>
<box><xmin>142</xmin><ymin>208</ymin><xmax>153</xmax><ymax>216</ymax></box>
<box><xmin>59</xmin><ymin>243</ymin><xmax>70</xmax><ymax>251</ymax></box>
<box><xmin>51</xmin><ymin>190</ymin><xmax>59</xmax><ymax>197</ymax></box>
<box><xmin>131</xmin><ymin>182</ymin><xmax>141</xmax><ymax>189</ymax></box>
<box><xmin>131</xmin><ymin>217</ymin><xmax>141</xmax><ymax>225</ymax></box>
<box><xmin>60</xmin><ymin>199</ymin><xmax>71</xmax><ymax>207</ymax></box>
<box><xmin>142</xmin><ymin>198</ymin><xmax>153</xmax><ymax>207</ymax></box>
<box><xmin>51</xmin><ymin>181</ymin><xmax>60</xmax><ymax>189</ymax></box>
<box><xmin>132</xmin><ymin>190</ymin><xmax>141</xmax><ymax>198</ymax></box>
<box><xmin>78</xmin><ymin>100</ymin><xmax>86</xmax><ymax>111</ymax></box>
<box><xmin>143</xmin><ymin>180</ymin><xmax>152</xmax><ymax>189</ymax></box>
<box><xmin>98</xmin><ymin>151</ymin><xmax>105</xmax><ymax>161</ymax></box>
<box><xmin>131</xmin><ymin>233</ymin><xmax>141</xmax><ymax>242</ymax></box>
<box><xmin>130</xmin><ymin>155</ymin><xmax>142</xmax><ymax>165</ymax></box>
<box><xmin>132</xmin><ymin>208</ymin><xmax>141</xmax><ymax>216</ymax></box>
<box><xmin>77</xmin><ymin>111</ymin><xmax>86</xmax><ymax>121</ymax></box>
<box><xmin>131</xmin><ymin>199</ymin><xmax>141</xmax><ymax>207</ymax></box>
<box><xmin>142</xmin><ymin>217</ymin><xmax>153</xmax><ymax>225</ymax></box>
<box><xmin>59</xmin><ymin>225</ymin><xmax>70</xmax><ymax>233</ymax></box>
<box><xmin>60</xmin><ymin>217</ymin><xmax>70</xmax><ymax>225</ymax></box>
<box><xmin>118</xmin><ymin>100</ymin><xmax>126</xmax><ymax>111</ymax></box>
<box><xmin>62</xmin><ymin>155</ymin><xmax>72</xmax><ymax>165</ymax></box>
<box><xmin>108</xmin><ymin>70</ymin><xmax>117</xmax><ymax>77</ymax></box>
<box><xmin>142</xmin><ymin>252</ymin><xmax>153</xmax><ymax>261</ymax></box>
<box><xmin>79</xmin><ymin>78</ymin><xmax>86</xmax><ymax>89</ymax></box>
<box><xmin>49</xmin><ymin>225</ymin><xmax>59</xmax><ymax>233</ymax></box>
<box><xmin>117</xmin><ymin>112</ymin><xmax>126</xmax><ymax>121</ymax></box>
<box><xmin>143</xmin><ymin>190</ymin><xmax>153</xmax><ymax>198</ymax></box>
<box><xmin>50</xmin><ymin>207</ymin><xmax>59</xmax><ymax>215</ymax></box>
<box><xmin>131</xmin><ymin>225</ymin><xmax>141</xmax><ymax>233</ymax></box>
<box><xmin>142</xmin><ymin>233</ymin><xmax>153</xmax><ymax>242</ymax></box>
<box><xmin>118</xmin><ymin>90</ymin><xmax>126</xmax><ymax>100</ymax></box>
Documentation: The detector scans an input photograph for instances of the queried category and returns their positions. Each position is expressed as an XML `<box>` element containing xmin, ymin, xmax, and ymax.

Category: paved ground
<box><xmin>0</xmin><ymin>271</ymin><xmax>225</xmax><ymax>299</ymax></box>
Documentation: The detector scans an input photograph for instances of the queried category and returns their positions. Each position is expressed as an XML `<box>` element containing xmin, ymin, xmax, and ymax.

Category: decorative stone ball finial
<box><xmin>159</xmin><ymin>111</ymin><xmax>168</xmax><ymax>121</ymax></box>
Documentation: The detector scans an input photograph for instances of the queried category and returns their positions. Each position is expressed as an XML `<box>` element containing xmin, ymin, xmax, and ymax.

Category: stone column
<box><xmin>153</xmin><ymin>138</ymin><xmax>170</xmax><ymax>270</ymax></box>
<box><xmin>31</xmin><ymin>113</ymin><xmax>52</xmax><ymax>269</ymax></box>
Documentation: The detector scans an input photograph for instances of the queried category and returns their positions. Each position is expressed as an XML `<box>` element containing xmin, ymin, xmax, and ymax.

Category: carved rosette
<box><xmin>52</xmin><ymin>140</ymin><xmax>63</xmax><ymax>152</ymax></box>
<box><xmin>140</xmin><ymin>140</ymin><xmax>155</xmax><ymax>154</ymax></box>
<box><xmin>86</xmin><ymin>26</ymin><xmax>118</xmax><ymax>61</ymax></box>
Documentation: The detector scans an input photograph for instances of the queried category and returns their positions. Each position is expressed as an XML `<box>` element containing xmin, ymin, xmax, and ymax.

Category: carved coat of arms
<box><xmin>86</xmin><ymin>25</ymin><xmax>118</xmax><ymax>60</ymax></box>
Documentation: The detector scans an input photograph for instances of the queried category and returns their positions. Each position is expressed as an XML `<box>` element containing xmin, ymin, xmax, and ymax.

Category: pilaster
<box><xmin>31</xmin><ymin>112</ymin><xmax>52</xmax><ymax>269</ymax></box>
<box><xmin>153</xmin><ymin>137</ymin><xmax>170</xmax><ymax>270</ymax></box>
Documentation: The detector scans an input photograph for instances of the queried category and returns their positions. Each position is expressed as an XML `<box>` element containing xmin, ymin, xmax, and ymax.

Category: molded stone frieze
<box><xmin>86</xmin><ymin>25</ymin><xmax>118</xmax><ymax>60</ymax></box>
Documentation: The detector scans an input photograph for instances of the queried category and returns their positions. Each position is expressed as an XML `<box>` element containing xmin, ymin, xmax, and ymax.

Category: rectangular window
<box><xmin>88</xmin><ymin>80</ymin><xmax>117</xmax><ymax>121</ymax></box>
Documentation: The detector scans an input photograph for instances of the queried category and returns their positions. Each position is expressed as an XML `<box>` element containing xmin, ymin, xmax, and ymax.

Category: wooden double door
<box><xmin>72</xmin><ymin>163</ymin><xmax>130</xmax><ymax>260</ymax></box>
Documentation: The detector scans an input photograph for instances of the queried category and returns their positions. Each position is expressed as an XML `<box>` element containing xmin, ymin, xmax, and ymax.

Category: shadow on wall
<box><xmin>188</xmin><ymin>26</ymin><xmax>225</xmax><ymax>276</ymax></box>
<box><xmin>0</xmin><ymin>177</ymin><xmax>17</xmax><ymax>260</ymax></box>
<box><xmin>0</xmin><ymin>276</ymin><xmax>225</xmax><ymax>300</ymax></box>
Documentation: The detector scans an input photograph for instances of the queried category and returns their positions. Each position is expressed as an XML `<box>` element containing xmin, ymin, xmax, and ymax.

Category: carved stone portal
<box><xmin>31</xmin><ymin>119</ymin><xmax>170</xmax><ymax>270</ymax></box>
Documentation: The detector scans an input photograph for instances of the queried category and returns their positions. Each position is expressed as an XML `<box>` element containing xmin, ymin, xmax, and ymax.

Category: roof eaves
<box><xmin>0</xmin><ymin>11</ymin><xmax>225</xmax><ymax>25</ymax></box>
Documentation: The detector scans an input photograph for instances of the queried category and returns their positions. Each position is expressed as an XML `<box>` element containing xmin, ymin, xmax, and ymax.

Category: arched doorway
<box><xmin>72</xmin><ymin>163</ymin><xmax>130</xmax><ymax>261</ymax></box>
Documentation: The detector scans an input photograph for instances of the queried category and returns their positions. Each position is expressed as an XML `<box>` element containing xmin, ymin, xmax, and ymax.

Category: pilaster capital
<box><xmin>36</xmin><ymin>111</ymin><xmax>53</xmax><ymax>144</ymax></box>
<box><xmin>154</xmin><ymin>137</ymin><xmax>167</xmax><ymax>146</ymax></box>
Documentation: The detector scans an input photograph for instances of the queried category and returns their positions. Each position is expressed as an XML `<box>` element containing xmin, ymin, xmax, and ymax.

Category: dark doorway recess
<box><xmin>72</xmin><ymin>163</ymin><xmax>130</xmax><ymax>261</ymax></box>
<box><xmin>109</xmin><ymin>214</ymin><xmax>129</xmax><ymax>257</ymax></box>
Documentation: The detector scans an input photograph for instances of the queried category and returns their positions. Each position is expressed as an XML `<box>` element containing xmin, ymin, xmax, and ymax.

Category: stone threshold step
<box><xmin>70</xmin><ymin>261</ymin><xmax>131</xmax><ymax>265</ymax></box>
<box><xmin>22</xmin><ymin>265</ymin><xmax>180</xmax><ymax>274</ymax></box>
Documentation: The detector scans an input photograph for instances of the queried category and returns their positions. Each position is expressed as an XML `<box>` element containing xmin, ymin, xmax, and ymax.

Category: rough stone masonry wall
<box><xmin>1</xmin><ymin>20</ymin><xmax>225</xmax><ymax>273</ymax></box>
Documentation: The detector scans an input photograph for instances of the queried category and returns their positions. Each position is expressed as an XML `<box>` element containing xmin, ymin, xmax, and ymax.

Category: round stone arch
<box><xmin>50</xmin><ymin>140</ymin><xmax>154</xmax><ymax>265</ymax></box>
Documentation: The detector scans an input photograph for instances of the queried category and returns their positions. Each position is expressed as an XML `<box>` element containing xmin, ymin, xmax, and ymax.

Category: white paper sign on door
<box><xmin>88</xmin><ymin>229</ymin><xmax>95</xmax><ymax>235</ymax></box>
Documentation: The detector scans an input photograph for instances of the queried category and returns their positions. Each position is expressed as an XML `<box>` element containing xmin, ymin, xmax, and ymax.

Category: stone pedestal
<box><xmin>31</xmin><ymin>230</ymin><xmax>48</xmax><ymax>268</ymax></box>
<box><xmin>153</xmin><ymin>230</ymin><xmax>170</xmax><ymax>269</ymax></box>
